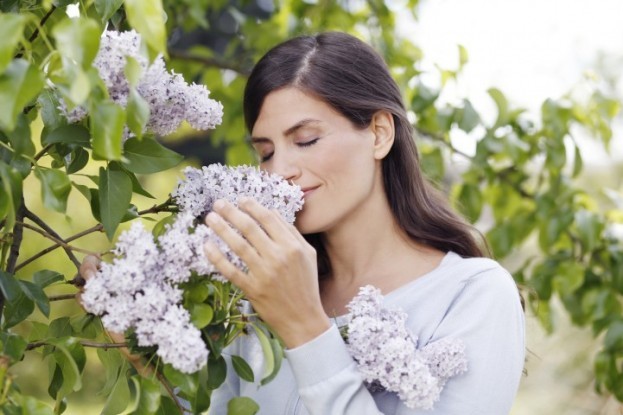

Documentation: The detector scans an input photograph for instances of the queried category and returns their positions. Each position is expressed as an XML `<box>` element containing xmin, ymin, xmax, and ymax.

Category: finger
<box><xmin>80</xmin><ymin>254</ymin><xmax>101</xmax><ymax>281</ymax></box>
<box><xmin>205</xmin><ymin>209</ymin><xmax>263</xmax><ymax>268</ymax></box>
<box><xmin>204</xmin><ymin>241</ymin><xmax>249</xmax><ymax>290</ymax></box>
<box><xmin>211</xmin><ymin>199</ymin><xmax>277</xmax><ymax>253</ymax></box>
<box><xmin>236</xmin><ymin>197</ymin><xmax>294</xmax><ymax>244</ymax></box>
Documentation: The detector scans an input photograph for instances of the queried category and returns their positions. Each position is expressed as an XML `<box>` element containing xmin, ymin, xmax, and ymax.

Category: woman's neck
<box><xmin>318</xmin><ymin>193</ymin><xmax>445</xmax><ymax>316</ymax></box>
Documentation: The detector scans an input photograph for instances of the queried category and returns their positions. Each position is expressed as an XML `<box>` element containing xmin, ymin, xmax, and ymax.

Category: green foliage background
<box><xmin>0</xmin><ymin>0</ymin><xmax>622</xmax><ymax>413</ymax></box>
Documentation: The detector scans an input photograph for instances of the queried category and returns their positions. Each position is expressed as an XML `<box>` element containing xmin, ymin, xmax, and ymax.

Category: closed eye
<box><xmin>298</xmin><ymin>138</ymin><xmax>319</xmax><ymax>147</ymax></box>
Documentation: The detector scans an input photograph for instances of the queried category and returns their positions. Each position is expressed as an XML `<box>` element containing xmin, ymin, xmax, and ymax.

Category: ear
<box><xmin>370</xmin><ymin>110</ymin><xmax>395</xmax><ymax>160</ymax></box>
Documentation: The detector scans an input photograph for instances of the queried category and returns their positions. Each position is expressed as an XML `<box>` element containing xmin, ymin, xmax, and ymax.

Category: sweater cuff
<box><xmin>284</xmin><ymin>324</ymin><xmax>355</xmax><ymax>388</ymax></box>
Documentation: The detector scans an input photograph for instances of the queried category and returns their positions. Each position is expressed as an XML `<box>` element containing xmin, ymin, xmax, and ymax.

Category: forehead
<box><xmin>252</xmin><ymin>87</ymin><xmax>341</xmax><ymax>137</ymax></box>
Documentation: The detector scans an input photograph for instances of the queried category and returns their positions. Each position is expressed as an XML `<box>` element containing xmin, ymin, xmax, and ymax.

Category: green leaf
<box><xmin>52</xmin><ymin>17</ymin><xmax>101</xmax><ymax>70</ymax></box>
<box><xmin>50</xmin><ymin>338</ymin><xmax>84</xmax><ymax>398</ymax></box>
<box><xmin>124</xmin><ymin>0</ymin><xmax>167</xmax><ymax>60</ymax></box>
<box><xmin>0</xmin><ymin>270</ymin><xmax>22</xmax><ymax>302</ymax></box>
<box><xmin>572</xmin><ymin>145</ymin><xmax>583</xmax><ymax>178</ymax></box>
<box><xmin>97</xmin><ymin>348</ymin><xmax>127</xmax><ymax>397</ymax></box>
<box><xmin>206</xmin><ymin>354</ymin><xmax>227</xmax><ymax>390</ymax></box>
<box><xmin>125</xmin><ymin>56</ymin><xmax>144</xmax><ymax>88</ymax></box>
<box><xmin>487</xmin><ymin>87</ymin><xmax>508</xmax><ymax>127</ymax></box>
<box><xmin>123</xmin><ymin>137</ymin><xmax>183</xmax><ymax>174</ymax></box>
<box><xmin>127</xmin><ymin>170</ymin><xmax>155</xmax><ymax>198</ymax></box>
<box><xmin>0</xmin><ymin>59</ymin><xmax>45</xmax><ymax>131</ymax></box>
<box><xmin>99</xmin><ymin>165</ymin><xmax>132</xmax><ymax>239</ymax></box>
<box><xmin>95</xmin><ymin>0</ymin><xmax>124</xmax><ymax>23</ymax></box>
<box><xmin>20</xmin><ymin>395</ymin><xmax>55</xmax><ymax>415</ymax></box>
<box><xmin>604</xmin><ymin>320</ymin><xmax>623</xmax><ymax>352</ymax></box>
<box><xmin>575</xmin><ymin>210</ymin><xmax>604</xmax><ymax>252</ymax></box>
<box><xmin>457</xmin><ymin>99</ymin><xmax>480</xmax><ymax>133</ymax></box>
<box><xmin>6</xmin><ymin>114</ymin><xmax>35</xmax><ymax>157</ymax></box>
<box><xmin>91</xmin><ymin>101</ymin><xmax>125</xmax><ymax>160</ymax></box>
<box><xmin>43</xmin><ymin>124</ymin><xmax>91</xmax><ymax>146</ymax></box>
<box><xmin>227</xmin><ymin>397</ymin><xmax>259</xmax><ymax>415</ymax></box>
<box><xmin>457</xmin><ymin>183</ymin><xmax>483</xmax><ymax>223</ymax></box>
<box><xmin>3</xmin><ymin>290</ymin><xmax>34</xmax><ymax>328</ymax></box>
<box><xmin>129</xmin><ymin>375</ymin><xmax>161</xmax><ymax>415</ymax></box>
<box><xmin>552</xmin><ymin>262</ymin><xmax>584</xmax><ymax>296</ymax></box>
<box><xmin>49</xmin><ymin>317</ymin><xmax>73</xmax><ymax>338</ymax></box>
<box><xmin>231</xmin><ymin>355</ymin><xmax>254</xmax><ymax>383</ymax></box>
<box><xmin>66</xmin><ymin>147</ymin><xmax>90</xmax><ymax>174</ymax></box>
<box><xmin>38</xmin><ymin>91</ymin><xmax>68</xmax><ymax>132</ymax></box>
<box><xmin>0</xmin><ymin>160</ymin><xmax>23</xmax><ymax>230</ymax></box>
<box><xmin>0</xmin><ymin>13</ymin><xmax>27</xmax><ymax>73</ymax></box>
<box><xmin>0</xmin><ymin>331</ymin><xmax>27</xmax><ymax>362</ymax></box>
<box><xmin>19</xmin><ymin>280</ymin><xmax>50</xmax><ymax>317</ymax></box>
<box><xmin>163</xmin><ymin>364</ymin><xmax>199</xmax><ymax>396</ymax></box>
<box><xmin>190</xmin><ymin>303</ymin><xmax>214</xmax><ymax>329</ymax></box>
<box><xmin>33</xmin><ymin>270</ymin><xmax>64</xmax><ymax>288</ymax></box>
<box><xmin>100</xmin><ymin>375</ymin><xmax>130</xmax><ymax>415</ymax></box>
<box><xmin>34</xmin><ymin>167</ymin><xmax>72</xmax><ymax>213</ymax></box>
<box><xmin>457</xmin><ymin>44</ymin><xmax>469</xmax><ymax>68</ymax></box>
<box><xmin>251</xmin><ymin>325</ymin><xmax>282</xmax><ymax>386</ymax></box>
<box><xmin>126</xmin><ymin>89</ymin><xmax>150</xmax><ymax>140</ymax></box>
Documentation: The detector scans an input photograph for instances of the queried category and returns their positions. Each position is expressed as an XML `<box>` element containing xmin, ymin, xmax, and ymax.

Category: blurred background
<box><xmin>7</xmin><ymin>0</ymin><xmax>623</xmax><ymax>413</ymax></box>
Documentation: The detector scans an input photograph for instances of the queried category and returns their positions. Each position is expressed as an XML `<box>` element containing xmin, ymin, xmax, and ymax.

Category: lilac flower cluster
<box><xmin>81</xmin><ymin>164</ymin><xmax>304</xmax><ymax>373</ymax></box>
<box><xmin>60</xmin><ymin>29</ymin><xmax>223</xmax><ymax>137</ymax></box>
<box><xmin>345</xmin><ymin>286</ymin><xmax>468</xmax><ymax>410</ymax></box>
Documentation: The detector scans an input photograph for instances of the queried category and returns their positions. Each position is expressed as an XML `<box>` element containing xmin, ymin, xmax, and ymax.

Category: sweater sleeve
<box><xmin>285</xmin><ymin>324</ymin><xmax>384</xmax><ymax>415</ymax></box>
<box><xmin>402</xmin><ymin>264</ymin><xmax>525</xmax><ymax>415</ymax></box>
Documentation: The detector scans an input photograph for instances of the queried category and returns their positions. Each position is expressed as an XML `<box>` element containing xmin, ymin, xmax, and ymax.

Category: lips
<box><xmin>301</xmin><ymin>186</ymin><xmax>320</xmax><ymax>198</ymax></box>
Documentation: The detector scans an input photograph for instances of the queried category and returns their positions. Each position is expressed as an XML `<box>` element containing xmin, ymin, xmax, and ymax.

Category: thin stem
<box><xmin>14</xmin><ymin>224</ymin><xmax>104</xmax><ymax>272</ymax></box>
<box><xmin>25</xmin><ymin>340</ymin><xmax>128</xmax><ymax>351</ymax></box>
<box><xmin>14</xmin><ymin>6</ymin><xmax>57</xmax><ymax>59</ymax></box>
<box><xmin>16</xmin><ymin>221</ymin><xmax>98</xmax><ymax>257</ymax></box>
<box><xmin>49</xmin><ymin>293</ymin><xmax>77</xmax><ymax>301</ymax></box>
<box><xmin>34</xmin><ymin>144</ymin><xmax>53</xmax><ymax>161</ymax></box>
<box><xmin>2</xmin><ymin>200</ymin><xmax>26</xmax><ymax>318</ymax></box>
<box><xmin>168</xmin><ymin>49</ymin><xmax>252</xmax><ymax>76</ymax></box>
<box><xmin>155</xmin><ymin>370</ymin><xmax>186</xmax><ymax>414</ymax></box>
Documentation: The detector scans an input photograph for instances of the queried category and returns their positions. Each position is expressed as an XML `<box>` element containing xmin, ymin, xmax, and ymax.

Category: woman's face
<box><xmin>251</xmin><ymin>87</ymin><xmax>384</xmax><ymax>234</ymax></box>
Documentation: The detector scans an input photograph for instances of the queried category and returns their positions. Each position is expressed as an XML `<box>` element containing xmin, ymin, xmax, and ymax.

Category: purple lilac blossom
<box><xmin>82</xmin><ymin>164</ymin><xmax>304</xmax><ymax>373</ymax></box>
<box><xmin>345</xmin><ymin>285</ymin><xmax>468</xmax><ymax>410</ymax></box>
<box><xmin>59</xmin><ymin>29</ymin><xmax>223</xmax><ymax>137</ymax></box>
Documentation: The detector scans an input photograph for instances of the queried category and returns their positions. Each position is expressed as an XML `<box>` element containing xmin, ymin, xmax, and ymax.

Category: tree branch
<box><xmin>48</xmin><ymin>293</ymin><xmax>77</xmax><ymax>301</ymax></box>
<box><xmin>16</xmin><ymin>221</ymin><xmax>98</xmax><ymax>258</ymax></box>
<box><xmin>25</xmin><ymin>340</ymin><xmax>128</xmax><ymax>351</ymax></box>
<box><xmin>2</xmin><ymin>200</ymin><xmax>26</xmax><ymax>318</ymax></box>
<box><xmin>14</xmin><ymin>6</ymin><xmax>57</xmax><ymax>59</ymax></box>
<box><xmin>14</xmin><ymin>224</ymin><xmax>104</xmax><ymax>272</ymax></box>
<box><xmin>168</xmin><ymin>49</ymin><xmax>252</xmax><ymax>76</ymax></box>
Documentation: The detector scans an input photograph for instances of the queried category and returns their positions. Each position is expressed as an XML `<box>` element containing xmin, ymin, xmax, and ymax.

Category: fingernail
<box><xmin>205</xmin><ymin>212</ymin><xmax>218</xmax><ymax>224</ymax></box>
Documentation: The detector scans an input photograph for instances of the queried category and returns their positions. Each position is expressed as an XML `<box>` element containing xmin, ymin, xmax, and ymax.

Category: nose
<box><xmin>270</xmin><ymin>150</ymin><xmax>301</xmax><ymax>182</ymax></box>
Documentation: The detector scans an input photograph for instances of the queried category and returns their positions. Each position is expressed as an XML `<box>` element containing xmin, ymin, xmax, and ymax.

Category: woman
<box><xmin>203</xmin><ymin>32</ymin><xmax>525</xmax><ymax>414</ymax></box>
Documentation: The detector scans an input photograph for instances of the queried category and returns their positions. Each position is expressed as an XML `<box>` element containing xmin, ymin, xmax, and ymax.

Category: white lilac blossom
<box><xmin>345</xmin><ymin>285</ymin><xmax>468</xmax><ymax>410</ymax></box>
<box><xmin>82</xmin><ymin>164</ymin><xmax>304</xmax><ymax>373</ymax></box>
<box><xmin>171</xmin><ymin>164</ymin><xmax>304</xmax><ymax>224</ymax></box>
<box><xmin>59</xmin><ymin>29</ymin><xmax>223</xmax><ymax>137</ymax></box>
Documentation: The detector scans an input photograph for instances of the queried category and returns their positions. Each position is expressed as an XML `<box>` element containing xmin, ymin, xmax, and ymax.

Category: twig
<box><xmin>2</xmin><ymin>200</ymin><xmax>26</xmax><ymax>318</ymax></box>
<box><xmin>137</xmin><ymin>199</ymin><xmax>177</xmax><ymax>216</ymax></box>
<box><xmin>14</xmin><ymin>6</ymin><xmax>57</xmax><ymax>59</ymax></box>
<box><xmin>155</xmin><ymin>370</ymin><xmax>187</xmax><ymax>414</ymax></box>
<box><xmin>26</xmin><ymin>340</ymin><xmax>128</xmax><ymax>351</ymax></box>
<box><xmin>16</xmin><ymin>221</ymin><xmax>98</xmax><ymax>257</ymax></box>
<box><xmin>14</xmin><ymin>224</ymin><xmax>104</xmax><ymax>272</ymax></box>
<box><xmin>34</xmin><ymin>144</ymin><xmax>53</xmax><ymax>161</ymax></box>
<box><xmin>169</xmin><ymin>49</ymin><xmax>252</xmax><ymax>76</ymax></box>
<box><xmin>23</xmin><ymin>208</ymin><xmax>84</xmax><ymax>270</ymax></box>
<box><xmin>48</xmin><ymin>293</ymin><xmax>77</xmax><ymax>301</ymax></box>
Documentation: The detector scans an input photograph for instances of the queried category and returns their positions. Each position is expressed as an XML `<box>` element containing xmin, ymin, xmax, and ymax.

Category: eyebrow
<box><xmin>250</xmin><ymin>118</ymin><xmax>321</xmax><ymax>143</ymax></box>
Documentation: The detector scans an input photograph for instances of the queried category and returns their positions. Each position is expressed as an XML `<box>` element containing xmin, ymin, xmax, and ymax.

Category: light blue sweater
<box><xmin>209</xmin><ymin>252</ymin><xmax>525</xmax><ymax>414</ymax></box>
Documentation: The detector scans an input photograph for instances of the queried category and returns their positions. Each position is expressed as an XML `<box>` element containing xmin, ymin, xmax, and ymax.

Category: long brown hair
<box><xmin>243</xmin><ymin>32</ymin><xmax>485</xmax><ymax>276</ymax></box>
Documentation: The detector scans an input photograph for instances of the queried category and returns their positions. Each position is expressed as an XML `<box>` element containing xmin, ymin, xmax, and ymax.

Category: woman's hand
<box><xmin>204</xmin><ymin>198</ymin><xmax>330</xmax><ymax>349</ymax></box>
